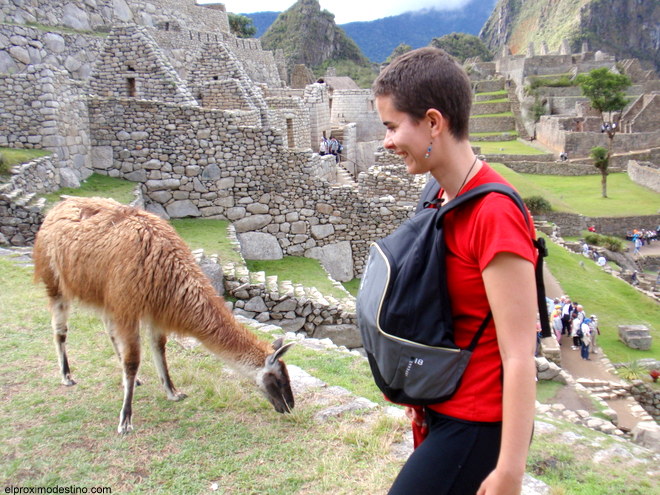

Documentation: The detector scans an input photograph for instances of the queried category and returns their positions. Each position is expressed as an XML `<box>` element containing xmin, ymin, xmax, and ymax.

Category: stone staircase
<box><xmin>334</xmin><ymin>162</ymin><xmax>358</xmax><ymax>187</ymax></box>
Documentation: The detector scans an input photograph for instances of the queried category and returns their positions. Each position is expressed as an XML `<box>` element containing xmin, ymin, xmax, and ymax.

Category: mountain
<box><xmin>340</xmin><ymin>0</ymin><xmax>497</xmax><ymax>63</ymax></box>
<box><xmin>243</xmin><ymin>0</ymin><xmax>497</xmax><ymax>63</ymax></box>
<box><xmin>480</xmin><ymin>0</ymin><xmax>660</xmax><ymax>71</ymax></box>
<box><xmin>260</xmin><ymin>0</ymin><xmax>370</xmax><ymax>71</ymax></box>
<box><xmin>240</xmin><ymin>11</ymin><xmax>279</xmax><ymax>38</ymax></box>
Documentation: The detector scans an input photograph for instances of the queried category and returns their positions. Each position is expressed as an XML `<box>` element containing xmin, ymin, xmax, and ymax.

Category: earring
<box><xmin>424</xmin><ymin>142</ymin><xmax>432</xmax><ymax>159</ymax></box>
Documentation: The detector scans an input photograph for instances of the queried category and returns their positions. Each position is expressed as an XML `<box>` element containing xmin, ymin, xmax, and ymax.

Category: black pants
<box><xmin>389</xmin><ymin>410</ymin><xmax>501</xmax><ymax>495</ymax></box>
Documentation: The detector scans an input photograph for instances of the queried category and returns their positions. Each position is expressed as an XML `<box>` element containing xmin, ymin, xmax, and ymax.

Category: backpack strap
<box><xmin>434</xmin><ymin>182</ymin><xmax>553</xmax><ymax>339</ymax></box>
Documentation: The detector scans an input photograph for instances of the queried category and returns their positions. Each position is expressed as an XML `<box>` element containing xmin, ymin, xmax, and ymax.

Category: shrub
<box><xmin>524</xmin><ymin>195</ymin><xmax>552</xmax><ymax>215</ymax></box>
<box><xmin>584</xmin><ymin>233</ymin><xmax>624</xmax><ymax>252</ymax></box>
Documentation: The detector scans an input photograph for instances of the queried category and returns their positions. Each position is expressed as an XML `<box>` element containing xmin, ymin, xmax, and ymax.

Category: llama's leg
<box><xmin>50</xmin><ymin>296</ymin><xmax>75</xmax><ymax>386</ymax></box>
<box><xmin>115</xmin><ymin>320</ymin><xmax>141</xmax><ymax>434</ymax></box>
<box><xmin>103</xmin><ymin>314</ymin><xmax>142</xmax><ymax>386</ymax></box>
<box><xmin>149</xmin><ymin>327</ymin><xmax>187</xmax><ymax>401</ymax></box>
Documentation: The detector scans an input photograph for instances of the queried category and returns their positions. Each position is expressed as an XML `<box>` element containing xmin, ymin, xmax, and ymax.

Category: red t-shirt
<box><xmin>429</xmin><ymin>163</ymin><xmax>537</xmax><ymax>422</ymax></box>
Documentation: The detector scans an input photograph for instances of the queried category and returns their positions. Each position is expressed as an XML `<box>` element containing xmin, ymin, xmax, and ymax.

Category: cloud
<box><xmin>212</xmin><ymin>0</ymin><xmax>479</xmax><ymax>24</ymax></box>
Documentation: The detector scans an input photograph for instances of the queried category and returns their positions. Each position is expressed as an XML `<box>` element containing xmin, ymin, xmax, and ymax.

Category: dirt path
<box><xmin>543</xmin><ymin>265</ymin><xmax>642</xmax><ymax>431</ymax></box>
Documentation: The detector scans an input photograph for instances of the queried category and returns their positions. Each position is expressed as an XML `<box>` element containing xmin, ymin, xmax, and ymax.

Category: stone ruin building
<box><xmin>1</xmin><ymin>0</ymin><xmax>659</xmax><ymax>285</ymax></box>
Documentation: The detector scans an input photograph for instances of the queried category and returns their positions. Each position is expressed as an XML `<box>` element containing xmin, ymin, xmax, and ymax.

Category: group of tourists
<box><xmin>319</xmin><ymin>136</ymin><xmax>342</xmax><ymax>163</ymax></box>
<box><xmin>550</xmin><ymin>295</ymin><xmax>600</xmax><ymax>361</ymax></box>
<box><xmin>627</xmin><ymin>228</ymin><xmax>658</xmax><ymax>255</ymax></box>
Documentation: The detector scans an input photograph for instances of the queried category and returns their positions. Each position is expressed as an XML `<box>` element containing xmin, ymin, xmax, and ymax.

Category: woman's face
<box><xmin>375</xmin><ymin>95</ymin><xmax>431</xmax><ymax>175</ymax></box>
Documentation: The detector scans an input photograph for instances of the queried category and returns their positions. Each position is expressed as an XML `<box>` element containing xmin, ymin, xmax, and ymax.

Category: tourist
<box><xmin>551</xmin><ymin>304</ymin><xmax>563</xmax><ymax>343</ymax></box>
<box><xmin>372</xmin><ymin>46</ymin><xmax>537</xmax><ymax>495</ymax></box>
<box><xmin>561</xmin><ymin>296</ymin><xmax>573</xmax><ymax>335</ymax></box>
<box><xmin>597</xmin><ymin>255</ymin><xmax>607</xmax><ymax>267</ymax></box>
<box><xmin>319</xmin><ymin>136</ymin><xmax>329</xmax><ymax>155</ymax></box>
<box><xmin>579</xmin><ymin>318</ymin><xmax>592</xmax><ymax>360</ymax></box>
<box><xmin>571</xmin><ymin>311</ymin><xmax>582</xmax><ymax>349</ymax></box>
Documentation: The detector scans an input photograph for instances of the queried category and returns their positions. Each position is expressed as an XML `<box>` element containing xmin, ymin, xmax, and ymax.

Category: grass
<box><xmin>528</xmin><ymin>418</ymin><xmax>657</xmax><ymax>495</ymax></box>
<box><xmin>170</xmin><ymin>219</ymin><xmax>243</xmax><ymax>266</ymax></box>
<box><xmin>0</xmin><ymin>257</ymin><xmax>405</xmax><ymax>494</ymax></box>
<box><xmin>471</xmin><ymin>131</ymin><xmax>519</xmax><ymax>137</ymax></box>
<box><xmin>479</xmin><ymin>140</ymin><xmax>548</xmax><ymax>155</ymax></box>
<box><xmin>473</xmin><ymin>98</ymin><xmax>509</xmax><ymax>104</ymax></box>
<box><xmin>542</xmin><ymin>232</ymin><xmax>659</xmax><ymax>364</ymax></box>
<box><xmin>246</xmin><ymin>257</ymin><xmax>350</xmax><ymax>300</ymax></box>
<box><xmin>41</xmin><ymin>173</ymin><xmax>136</xmax><ymax>208</ymax></box>
<box><xmin>0</xmin><ymin>147</ymin><xmax>51</xmax><ymax>175</ymax></box>
<box><xmin>471</xmin><ymin>111</ymin><xmax>514</xmax><ymax>118</ymax></box>
<box><xmin>491</xmin><ymin>164</ymin><xmax>660</xmax><ymax>216</ymax></box>
<box><xmin>475</xmin><ymin>90</ymin><xmax>508</xmax><ymax>97</ymax></box>
<box><xmin>2</xmin><ymin>254</ymin><xmax>658</xmax><ymax>494</ymax></box>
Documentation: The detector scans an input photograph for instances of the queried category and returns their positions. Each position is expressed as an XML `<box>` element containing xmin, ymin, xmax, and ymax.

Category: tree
<box><xmin>576</xmin><ymin>67</ymin><xmax>631</xmax><ymax>198</ymax></box>
<box><xmin>228</xmin><ymin>13</ymin><xmax>257</xmax><ymax>38</ymax></box>
<box><xmin>589</xmin><ymin>146</ymin><xmax>610</xmax><ymax>198</ymax></box>
<box><xmin>386</xmin><ymin>43</ymin><xmax>412</xmax><ymax>63</ymax></box>
<box><xmin>429</xmin><ymin>33</ymin><xmax>493</xmax><ymax>63</ymax></box>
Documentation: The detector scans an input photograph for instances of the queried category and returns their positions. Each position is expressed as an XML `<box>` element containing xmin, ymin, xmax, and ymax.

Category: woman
<box><xmin>372</xmin><ymin>47</ymin><xmax>538</xmax><ymax>495</ymax></box>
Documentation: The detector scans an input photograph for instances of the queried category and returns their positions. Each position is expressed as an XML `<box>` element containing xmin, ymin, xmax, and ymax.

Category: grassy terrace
<box><xmin>0</xmin><ymin>147</ymin><xmax>51</xmax><ymax>175</ymax></box>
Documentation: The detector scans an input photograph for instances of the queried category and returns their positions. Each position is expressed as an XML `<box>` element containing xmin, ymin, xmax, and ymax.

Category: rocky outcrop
<box><xmin>480</xmin><ymin>0</ymin><xmax>659</xmax><ymax>72</ymax></box>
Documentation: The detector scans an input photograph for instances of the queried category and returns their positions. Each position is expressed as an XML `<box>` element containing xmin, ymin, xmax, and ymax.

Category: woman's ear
<box><xmin>426</xmin><ymin>108</ymin><xmax>446</xmax><ymax>137</ymax></box>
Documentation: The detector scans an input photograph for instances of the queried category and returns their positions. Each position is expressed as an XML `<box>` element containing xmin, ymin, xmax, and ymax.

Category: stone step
<box><xmin>266</xmin><ymin>274</ymin><xmax>279</xmax><ymax>293</ymax></box>
<box><xmin>249</xmin><ymin>270</ymin><xmax>266</xmax><ymax>286</ymax></box>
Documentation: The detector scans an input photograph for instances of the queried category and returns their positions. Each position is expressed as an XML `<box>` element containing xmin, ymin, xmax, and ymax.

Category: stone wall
<box><xmin>0</xmin><ymin>23</ymin><xmax>105</xmax><ymax>79</ymax></box>
<box><xmin>0</xmin><ymin>64</ymin><xmax>91</xmax><ymax>178</ymax></box>
<box><xmin>544</xmin><ymin>211</ymin><xmax>660</xmax><ymax>238</ymax></box>
<box><xmin>0</xmin><ymin>0</ymin><xmax>230</xmax><ymax>35</ymax></box>
<box><xmin>630</xmin><ymin>381</ymin><xmax>660</xmax><ymax>423</ymax></box>
<box><xmin>89</xmin><ymin>25</ymin><xmax>197</xmax><ymax>106</ymax></box>
<box><xmin>469</xmin><ymin>115</ymin><xmax>516</xmax><ymax>133</ymax></box>
<box><xmin>330</xmin><ymin>89</ymin><xmax>383</xmax><ymax>142</ymax></box>
<box><xmin>628</xmin><ymin>160</ymin><xmax>660</xmax><ymax>193</ymax></box>
<box><xmin>0</xmin><ymin>156</ymin><xmax>56</xmax><ymax>245</ymax></box>
<box><xmin>536</xmin><ymin>116</ymin><xmax>660</xmax><ymax>157</ymax></box>
<box><xmin>87</xmin><ymin>96</ymin><xmax>411</xmax><ymax>277</ymax></box>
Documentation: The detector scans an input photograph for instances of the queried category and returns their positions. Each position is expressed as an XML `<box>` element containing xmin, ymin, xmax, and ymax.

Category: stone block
<box><xmin>313</xmin><ymin>324</ymin><xmax>362</xmax><ymax>349</ymax></box>
<box><xmin>166</xmin><ymin>200</ymin><xmax>200</xmax><ymax>218</ymax></box>
<box><xmin>305</xmin><ymin>241</ymin><xmax>353</xmax><ymax>282</ymax></box>
<box><xmin>238</xmin><ymin>231</ymin><xmax>283</xmax><ymax>260</ymax></box>
<box><xmin>233</xmin><ymin>214</ymin><xmax>272</xmax><ymax>233</ymax></box>
<box><xmin>632</xmin><ymin>421</ymin><xmax>660</xmax><ymax>453</ymax></box>
<box><xmin>618</xmin><ymin>324</ymin><xmax>652</xmax><ymax>350</ymax></box>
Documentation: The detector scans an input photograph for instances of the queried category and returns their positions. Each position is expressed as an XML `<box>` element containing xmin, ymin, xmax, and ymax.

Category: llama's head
<box><xmin>258</xmin><ymin>337</ymin><xmax>295</xmax><ymax>413</ymax></box>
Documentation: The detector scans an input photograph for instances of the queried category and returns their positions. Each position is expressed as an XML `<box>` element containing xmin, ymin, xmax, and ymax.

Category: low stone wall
<box><xmin>504</xmin><ymin>161</ymin><xmax>599</xmax><ymax>175</ymax></box>
<box><xmin>630</xmin><ymin>381</ymin><xmax>660</xmax><ymax>423</ymax></box>
<box><xmin>471</xmin><ymin>101</ymin><xmax>511</xmax><ymax>115</ymax></box>
<box><xmin>543</xmin><ymin>212</ymin><xmax>660</xmax><ymax>238</ymax></box>
<box><xmin>628</xmin><ymin>160</ymin><xmax>660</xmax><ymax>193</ymax></box>
<box><xmin>469</xmin><ymin>115</ymin><xmax>516</xmax><ymax>133</ymax></box>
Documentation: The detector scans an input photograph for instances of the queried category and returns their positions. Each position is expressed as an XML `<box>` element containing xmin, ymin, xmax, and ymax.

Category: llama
<box><xmin>33</xmin><ymin>196</ymin><xmax>294</xmax><ymax>433</ymax></box>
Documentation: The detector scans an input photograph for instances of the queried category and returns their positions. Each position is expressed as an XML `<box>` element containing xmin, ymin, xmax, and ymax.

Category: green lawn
<box><xmin>479</xmin><ymin>140</ymin><xmax>548</xmax><ymax>155</ymax></box>
<box><xmin>170</xmin><ymin>218</ymin><xmax>243</xmax><ymax>266</ymax></box>
<box><xmin>542</xmin><ymin>233</ymin><xmax>659</xmax><ymax>365</ymax></box>
<box><xmin>246</xmin><ymin>257</ymin><xmax>350</xmax><ymax>300</ymax></box>
<box><xmin>471</xmin><ymin>111</ymin><xmax>514</xmax><ymax>118</ymax></box>
<box><xmin>0</xmin><ymin>147</ymin><xmax>51</xmax><ymax>175</ymax></box>
<box><xmin>41</xmin><ymin>173</ymin><xmax>136</xmax><ymax>207</ymax></box>
<box><xmin>492</xmin><ymin>164</ymin><xmax>660</xmax><ymax>216</ymax></box>
<box><xmin>0</xmin><ymin>257</ymin><xmax>404</xmax><ymax>494</ymax></box>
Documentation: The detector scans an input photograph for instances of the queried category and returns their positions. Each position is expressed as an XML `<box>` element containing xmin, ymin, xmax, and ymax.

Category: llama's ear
<box><xmin>267</xmin><ymin>340</ymin><xmax>294</xmax><ymax>366</ymax></box>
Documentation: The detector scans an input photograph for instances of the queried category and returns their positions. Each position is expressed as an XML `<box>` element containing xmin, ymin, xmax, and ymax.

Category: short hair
<box><xmin>372</xmin><ymin>47</ymin><xmax>473</xmax><ymax>140</ymax></box>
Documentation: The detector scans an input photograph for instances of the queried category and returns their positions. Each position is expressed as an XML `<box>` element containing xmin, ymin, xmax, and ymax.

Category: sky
<box><xmin>203</xmin><ymin>0</ymin><xmax>477</xmax><ymax>24</ymax></box>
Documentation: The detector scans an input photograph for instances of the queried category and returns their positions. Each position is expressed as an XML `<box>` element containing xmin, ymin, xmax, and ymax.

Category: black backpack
<box><xmin>356</xmin><ymin>180</ymin><xmax>550</xmax><ymax>405</ymax></box>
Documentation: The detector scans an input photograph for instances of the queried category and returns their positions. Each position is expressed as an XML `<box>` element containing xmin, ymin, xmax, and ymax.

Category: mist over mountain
<box><xmin>243</xmin><ymin>0</ymin><xmax>497</xmax><ymax>63</ymax></box>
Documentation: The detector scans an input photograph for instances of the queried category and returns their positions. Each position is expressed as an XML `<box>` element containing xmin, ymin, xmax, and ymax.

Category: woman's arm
<box><xmin>478</xmin><ymin>252</ymin><xmax>538</xmax><ymax>495</ymax></box>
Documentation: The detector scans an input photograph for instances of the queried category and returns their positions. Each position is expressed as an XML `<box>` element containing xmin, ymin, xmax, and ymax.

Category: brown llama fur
<box><xmin>33</xmin><ymin>196</ymin><xmax>294</xmax><ymax>433</ymax></box>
